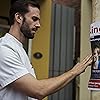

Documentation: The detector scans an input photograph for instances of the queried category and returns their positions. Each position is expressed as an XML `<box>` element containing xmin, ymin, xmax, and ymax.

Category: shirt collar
<box><xmin>5</xmin><ymin>33</ymin><xmax>23</xmax><ymax>47</ymax></box>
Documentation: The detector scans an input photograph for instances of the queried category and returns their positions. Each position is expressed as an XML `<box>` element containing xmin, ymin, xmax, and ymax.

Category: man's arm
<box><xmin>10</xmin><ymin>54</ymin><xmax>92</xmax><ymax>100</ymax></box>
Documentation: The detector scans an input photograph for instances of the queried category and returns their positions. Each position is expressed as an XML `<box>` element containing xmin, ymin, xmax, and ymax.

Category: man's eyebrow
<box><xmin>32</xmin><ymin>16</ymin><xmax>40</xmax><ymax>20</ymax></box>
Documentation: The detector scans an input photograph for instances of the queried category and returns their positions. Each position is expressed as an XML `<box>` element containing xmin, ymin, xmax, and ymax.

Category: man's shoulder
<box><xmin>0</xmin><ymin>33</ymin><xmax>21</xmax><ymax>50</ymax></box>
<box><xmin>0</xmin><ymin>34</ymin><xmax>19</xmax><ymax>57</ymax></box>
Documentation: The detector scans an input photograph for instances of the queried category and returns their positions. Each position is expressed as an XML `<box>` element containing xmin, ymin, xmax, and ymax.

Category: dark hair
<box><xmin>9</xmin><ymin>0</ymin><xmax>40</xmax><ymax>25</ymax></box>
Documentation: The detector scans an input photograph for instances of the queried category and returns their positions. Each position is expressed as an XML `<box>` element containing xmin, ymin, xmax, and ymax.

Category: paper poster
<box><xmin>88</xmin><ymin>21</ymin><xmax>100</xmax><ymax>90</ymax></box>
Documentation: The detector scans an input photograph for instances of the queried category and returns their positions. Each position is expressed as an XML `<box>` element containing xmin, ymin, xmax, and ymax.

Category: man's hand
<box><xmin>71</xmin><ymin>54</ymin><xmax>93</xmax><ymax>76</ymax></box>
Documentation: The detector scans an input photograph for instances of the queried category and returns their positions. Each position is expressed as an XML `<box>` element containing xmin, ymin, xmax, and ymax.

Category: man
<box><xmin>0</xmin><ymin>0</ymin><xmax>92</xmax><ymax>100</ymax></box>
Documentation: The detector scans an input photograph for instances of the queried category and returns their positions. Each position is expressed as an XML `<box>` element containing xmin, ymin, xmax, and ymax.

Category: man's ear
<box><xmin>15</xmin><ymin>13</ymin><xmax>23</xmax><ymax>24</ymax></box>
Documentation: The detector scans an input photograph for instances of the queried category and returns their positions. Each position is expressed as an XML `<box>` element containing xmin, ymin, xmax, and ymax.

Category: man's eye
<box><xmin>32</xmin><ymin>17</ymin><xmax>38</xmax><ymax>21</ymax></box>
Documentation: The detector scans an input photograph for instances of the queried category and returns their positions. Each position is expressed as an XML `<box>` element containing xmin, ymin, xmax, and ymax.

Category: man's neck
<box><xmin>9</xmin><ymin>25</ymin><xmax>26</xmax><ymax>44</ymax></box>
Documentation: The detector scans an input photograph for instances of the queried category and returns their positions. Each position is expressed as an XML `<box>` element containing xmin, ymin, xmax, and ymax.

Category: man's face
<box><xmin>20</xmin><ymin>6</ymin><xmax>40</xmax><ymax>39</ymax></box>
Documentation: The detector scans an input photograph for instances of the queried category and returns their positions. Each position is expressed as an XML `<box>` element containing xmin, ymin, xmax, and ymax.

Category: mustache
<box><xmin>32</xmin><ymin>28</ymin><xmax>38</xmax><ymax>32</ymax></box>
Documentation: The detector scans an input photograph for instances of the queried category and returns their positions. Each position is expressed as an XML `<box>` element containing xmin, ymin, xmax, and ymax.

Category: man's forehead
<box><xmin>27</xmin><ymin>6</ymin><xmax>40</xmax><ymax>18</ymax></box>
<box><xmin>28</xmin><ymin>6</ymin><xmax>40</xmax><ymax>13</ymax></box>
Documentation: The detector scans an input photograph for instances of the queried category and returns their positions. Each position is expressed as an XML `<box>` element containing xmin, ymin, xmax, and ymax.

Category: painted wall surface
<box><xmin>92</xmin><ymin>0</ymin><xmax>100</xmax><ymax>22</ymax></box>
<box><xmin>79</xmin><ymin>0</ymin><xmax>92</xmax><ymax>100</ymax></box>
<box><xmin>31</xmin><ymin>1</ymin><xmax>51</xmax><ymax>99</ymax></box>
<box><xmin>31</xmin><ymin>0</ymin><xmax>51</xmax><ymax>79</ymax></box>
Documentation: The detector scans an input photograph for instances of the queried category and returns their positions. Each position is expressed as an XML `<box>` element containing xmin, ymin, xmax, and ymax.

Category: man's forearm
<box><xmin>39</xmin><ymin>69</ymin><xmax>77</xmax><ymax>97</ymax></box>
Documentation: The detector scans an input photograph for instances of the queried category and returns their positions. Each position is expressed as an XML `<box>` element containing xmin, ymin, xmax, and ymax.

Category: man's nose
<box><xmin>36</xmin><ymin>21</ymin><xmax>41</xmax><ymax>28</ymax></box>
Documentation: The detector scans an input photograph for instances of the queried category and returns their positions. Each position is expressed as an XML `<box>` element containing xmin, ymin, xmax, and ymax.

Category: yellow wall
<box><xmin>79</xmin><ymin>0</ymin><xmax>92</xmax><ymax>100</ymax></box>
<box><xmin>32</xmin><ymin>0</ymin><xmax>51</xmax><ymax>79</ymax></box>
<box><xmin>31</xmin><ymin>1</ymin><xmax>51</xmax><ymax>100</ymax></box>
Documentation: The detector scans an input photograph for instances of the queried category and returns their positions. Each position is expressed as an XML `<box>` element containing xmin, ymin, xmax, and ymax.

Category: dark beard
<box><xmin>20</xmin><ymin>19</ymin><xmax>34</xmax><ymax>39</ymax></box>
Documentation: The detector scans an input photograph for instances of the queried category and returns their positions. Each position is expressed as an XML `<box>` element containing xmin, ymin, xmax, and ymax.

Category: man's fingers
<box><xmin>85</xmin><ymin>58</ymin><xmax>93</xmax><ymax>66</ymax></box>
<box><xmin>81</xmin><ymin>54</ymin><xmax>93</xmax><ymax>65</ymax></box>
